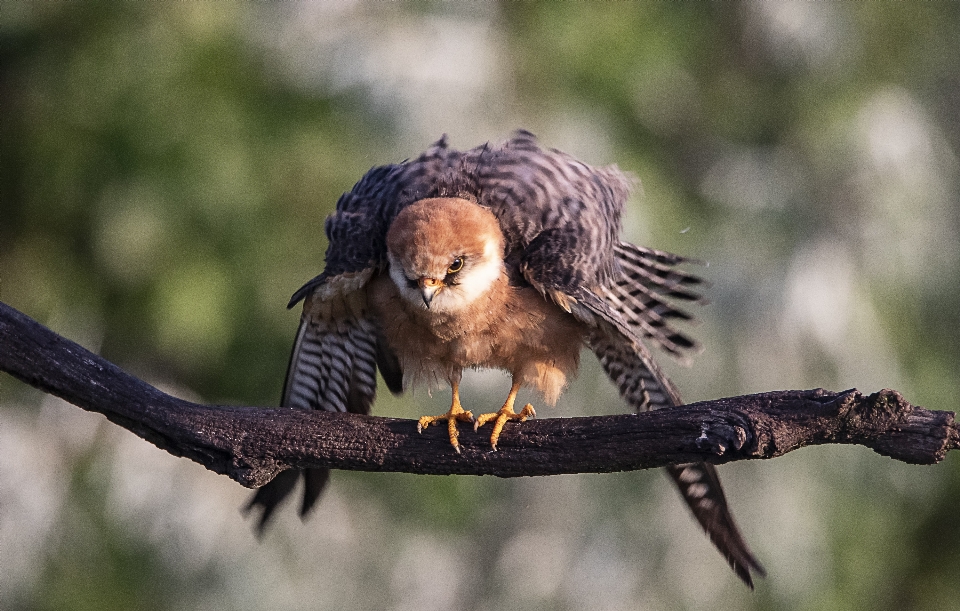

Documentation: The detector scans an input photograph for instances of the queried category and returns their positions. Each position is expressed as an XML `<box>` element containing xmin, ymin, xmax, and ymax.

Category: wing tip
<box><xmin>244</xmin><ymin>469</ymin><xmax>330</xmax><ymax>537</ymax></box>
<box><xmin>667</xmin><ymin>463</ymin><xmax>765</xmax><ymax>590</ymax></box>
<box><xmin>727</xmin><ymin>547</ymin><xmax>767</xmax><ymax>590</ymax></box>
<box><xmin>288</xmin><ymin>273</ymin><xmax>326</xmax><ymax>308</ymax></box>
<box><xmin>243</xmin><ymin>469</ymin><xmax>301</xmax><ymax>537</ymax></box>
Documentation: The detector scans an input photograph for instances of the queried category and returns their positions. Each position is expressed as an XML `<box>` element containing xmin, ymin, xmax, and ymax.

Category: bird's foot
<box><xmin>474</xmin><ymin>403</ymin><xmax>536</xmax><ymax>450</ymax></box>
<box><xmin>417</xmin><ymin>402</ymin><xmax>474</xmax><ymax>453</ymax></box>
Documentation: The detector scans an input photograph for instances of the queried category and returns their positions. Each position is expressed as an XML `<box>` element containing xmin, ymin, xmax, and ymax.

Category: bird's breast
<box><xmin>368</xmin><ymin>271</ymin><xmax>586</xmax><ymax>389</ymax></box>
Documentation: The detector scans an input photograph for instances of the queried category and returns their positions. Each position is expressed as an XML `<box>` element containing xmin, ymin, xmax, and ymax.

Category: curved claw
<box><xmin>417</xmin><ymin>406</ymin><xmax>474</xmax><ymax>452</ymax></box>
<box><xmin>475</xmin><ymin>403</ymin><xmax>536</xmax><ymax>450</ymax></box>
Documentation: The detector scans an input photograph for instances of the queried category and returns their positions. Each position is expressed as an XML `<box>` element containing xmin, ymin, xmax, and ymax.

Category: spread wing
<box><xmin>246</xmin><ymin>138</ymin><xmax>466</xmax><ymax>531</ymax></box>
<box><xmin>283</xmin><ymin>272</ymin><xmax>401</xmax><ymax>414</ymax></box>
<box><xmin>586</xmin><ymin>307</ymin><xmax>766</xmax><ymax>587</ymax></box>
<box><xmin>537</xmin><ymin>248</ymin><xmax>764</xmax><ymax>587</ymax></box>
<box><xmin>245</xmin><ymin>271</ymin><xmax>403</xmax><ymax>533</ymax></box>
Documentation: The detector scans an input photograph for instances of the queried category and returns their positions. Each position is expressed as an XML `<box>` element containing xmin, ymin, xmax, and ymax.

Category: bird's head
<box><xmin>386</xmin><ymin>197</ymin><xmax>505</xmax><ymax>313</ymax></box>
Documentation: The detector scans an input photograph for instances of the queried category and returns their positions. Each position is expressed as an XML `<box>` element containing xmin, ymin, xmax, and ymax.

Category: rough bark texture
<box><xmin>2</xmin><ymin>301</ymin><xmax>957</xmax><ymax>488</ymax></box>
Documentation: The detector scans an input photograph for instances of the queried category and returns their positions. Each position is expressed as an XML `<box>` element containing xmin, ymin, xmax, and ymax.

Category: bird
<box><xmin>245</xmin><ymin>130</ymin><xmax>765</xmax><ymax>587</ymax></box>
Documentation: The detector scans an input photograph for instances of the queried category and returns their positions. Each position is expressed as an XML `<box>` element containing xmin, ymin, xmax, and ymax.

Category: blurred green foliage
<box><xmin>2</xmin><ymin>2</ymin><xmax>377</xmax><ymax>404</ymax></box>
<box><xmin>2</xmin><ymin>2</ymin><xmax>959</xmax><ymax>611</ymax></box>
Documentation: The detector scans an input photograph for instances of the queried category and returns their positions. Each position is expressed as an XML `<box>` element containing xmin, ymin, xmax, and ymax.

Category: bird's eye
<box><xmin>447</xmin><ymin>257</ymin><xmax>464</xmax><ymax>275</ymax></box>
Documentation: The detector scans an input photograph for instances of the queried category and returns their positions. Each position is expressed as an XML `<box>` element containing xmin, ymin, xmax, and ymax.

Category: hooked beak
<box><xmin>418</xmin><ymin>277</ymin><xmax>443</xmax><ymax>308</ymax></box>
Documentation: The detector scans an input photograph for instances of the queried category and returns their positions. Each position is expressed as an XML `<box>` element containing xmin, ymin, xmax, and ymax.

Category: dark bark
<box><xmin>2</xmin><ymin>301</ymin><xmax>957</xmax><ymax>488</ymax></box>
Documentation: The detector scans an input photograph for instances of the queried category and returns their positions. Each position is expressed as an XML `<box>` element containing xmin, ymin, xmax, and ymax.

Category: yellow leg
<box><xmin>417</xmin><ymin>382</ymin><xmax>474</xmax><ymax>453</ymax></box>
<box><xmin>474</xmin><ymin>381</ymin><xmax>536</xmax><ymax>450</ymax></box>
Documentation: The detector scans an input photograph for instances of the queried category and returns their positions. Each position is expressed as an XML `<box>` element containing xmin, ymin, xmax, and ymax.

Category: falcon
<box><xmin>247</xmin><ymin>130</ymin><xmax>764</xmax><ymax>587</ymax></box>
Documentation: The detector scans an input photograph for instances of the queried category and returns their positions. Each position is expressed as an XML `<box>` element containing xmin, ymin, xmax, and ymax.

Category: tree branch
<box><xmin>2</xmin><ymin>301</ymin><xmax>957</xmax><ymax>488</ymax></box>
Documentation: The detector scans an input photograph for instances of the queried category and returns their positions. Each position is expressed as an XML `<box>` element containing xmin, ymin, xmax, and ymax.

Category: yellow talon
<box><xmin>474</xmin><ymin>381</ymin><xmax>535</xmax><ymax>450</ymax></box>
<box><xmin>417</xmin><ymin>382</ymin><xmax>474</xmax><ymax>453</ymax></box>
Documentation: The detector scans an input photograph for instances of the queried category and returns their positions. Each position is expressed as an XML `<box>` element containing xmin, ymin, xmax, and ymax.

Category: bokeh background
<box><xmin>2</xmin><ymin>2</ymin><xmax>959</xmax><ymax>610</ymax></box>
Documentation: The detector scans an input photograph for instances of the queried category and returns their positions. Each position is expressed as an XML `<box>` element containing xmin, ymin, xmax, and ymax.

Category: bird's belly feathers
<box><xmin>368</xmin><ymin>273</ymin><xmax>585</xmax><ymax>402</ymax></box>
